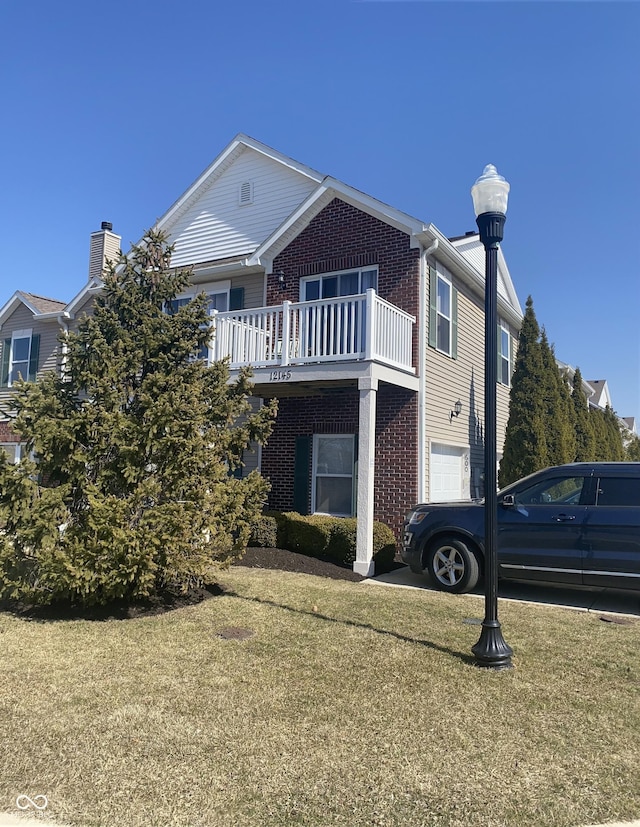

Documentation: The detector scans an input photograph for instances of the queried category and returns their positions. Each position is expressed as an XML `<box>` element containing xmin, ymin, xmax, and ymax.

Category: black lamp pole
<box><xmin>471</xmin><ymin>201</ymin><xmax>514</xmax><ymax>670</ymax></box>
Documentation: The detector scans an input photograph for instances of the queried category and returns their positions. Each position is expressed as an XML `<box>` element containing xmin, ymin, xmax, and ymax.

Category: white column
<box><xmin>354</xmin><ymin>375</ymin><xmax>378</xmax><ymax>577</ymax></box>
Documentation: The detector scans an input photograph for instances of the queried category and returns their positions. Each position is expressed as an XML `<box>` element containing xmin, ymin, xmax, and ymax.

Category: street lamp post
<box><xmin>470</xmin><ymin>165</ymin><xmax>514</xmax><ymax>670</ymax></box>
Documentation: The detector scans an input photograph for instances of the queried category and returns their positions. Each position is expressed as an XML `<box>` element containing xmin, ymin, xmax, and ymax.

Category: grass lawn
<box><xmin>1</xmin><ymin>567</ymin><xmax>639</xmax><ymax>827</ymax></box>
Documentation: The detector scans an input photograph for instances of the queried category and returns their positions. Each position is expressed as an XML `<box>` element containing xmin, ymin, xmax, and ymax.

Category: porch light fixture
<box><xmin>276</xmin><ymin>272</ymin><xmax>286</xmax><ymax>287</ymax></box>
<box><xmin>470</xmin><ymin>164</ymin><xmax>514</xmax><ymax>670</ymax></box>
<box><xmin>449</xmin><ymin>400</ymin><xmax>462</xmax><ymax>423</ymax></box>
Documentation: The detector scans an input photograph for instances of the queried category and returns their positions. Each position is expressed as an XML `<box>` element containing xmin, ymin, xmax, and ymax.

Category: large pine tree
<box><xmin>539</xmin><ymin>328</ymin><xmax>576</xmax><ymax>466</ymax></box>
<box><xmin>499</xmin><ymin>296</ymin><xmax>549</xmax><ymax>486</ymax></box>
<box><xmin>0</xmin><ymin>230</ymin><xmax>277</xmax><ymax>606</ymax></box>
<box><xmin>571</xmin><ymin>366</ymin><xmax>595</xmax><ymax>461</ymax></box>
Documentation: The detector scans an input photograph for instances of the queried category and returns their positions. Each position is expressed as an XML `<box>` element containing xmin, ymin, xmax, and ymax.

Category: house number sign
<box><xmin>268</xmin><ymin>369</ymin><xmax>293</xmax><ymax>382</ymax></box>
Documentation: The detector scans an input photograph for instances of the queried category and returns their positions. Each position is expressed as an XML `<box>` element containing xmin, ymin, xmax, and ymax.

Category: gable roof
<box><xmin>66</xmin><ymin>134</ymin><xmax>524</xmax><ymax>327</ymax></box>
<box><xmin>0</xmin><ymin>290</ymin><xmax>67</xmax><ymax>329</ymax></box>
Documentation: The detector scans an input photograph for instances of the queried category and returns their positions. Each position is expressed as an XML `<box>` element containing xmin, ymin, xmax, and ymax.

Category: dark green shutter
<box><xmin>293</xmin><ymin>435</ymin><xmax>311</xmax><ymax>515</ymax></box>
<box><xmin>428</xmin><ymin>266</ymin><xmax>437</xmax><ymax>348</ymax></box>
<box><xmin>1</xmin><ymin>339</ymin><xmax>10</xmax><ymax>386</ymax></box>
<box><xmin>28</xmin><ymin>334</ymin><xmax>40</xmax><ymax>381</ymax></box>
<box><xmin>229</xmin><ymin>287</ymin><xmax>244</xmax><ymax>311</ymax></box>
<box><xmin>451</xmin><ymin>288</ymin><xmax>458</xmax><ymax>360</ymax></box>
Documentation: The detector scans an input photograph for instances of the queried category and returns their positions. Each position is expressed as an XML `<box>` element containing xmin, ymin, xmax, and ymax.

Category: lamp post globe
<box><xmin>470</xmin><ymin>164</ymin><xmax>514</xmax><ymax>670</ymax></box>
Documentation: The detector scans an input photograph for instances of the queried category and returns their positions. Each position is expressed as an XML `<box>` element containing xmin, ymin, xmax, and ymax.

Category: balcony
<box><xmin>210</xmin><ymin>289</ymin><xmax>415</xmax><ymax>374</ymax></box>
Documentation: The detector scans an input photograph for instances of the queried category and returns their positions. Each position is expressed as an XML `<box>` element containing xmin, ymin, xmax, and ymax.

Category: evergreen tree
<box><xmin>539</xmin><ymin>329</ymin><xmax>575</xmax><ymax>466</ymax></box>
<box><xmin>602</xmin><ymin>405</ymin><xmax>625</xmax><ymax>460</ymax></box>
<box><xmin>571</xmin><ymin>366</ymin><xmax>595</xmax><ymax>461</ymax></box>
<box><xmin>626</xmin><ymin>435</ymin><xmax>640</xmax><ymax>461</ymax></box>
<box><xmin>0</xmin><ymin>229</ymin><xmax>277</xmax><ymax>607</ymax></box>
<box><xmin>499</xmin><ymin>296</ymin><xmax>548</xmax><ymax>487</ymax></box>
<box><xmin>589</xmin><ymin>407</ymin><xmax>609</xmax><ymax>461</ymax></box>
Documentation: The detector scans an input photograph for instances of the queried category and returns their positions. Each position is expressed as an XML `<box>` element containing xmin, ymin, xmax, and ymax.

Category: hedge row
<box><xmin>247</xmin><ymin>511</ymin><xmax>397</xmax><ymax>571</ymax></box>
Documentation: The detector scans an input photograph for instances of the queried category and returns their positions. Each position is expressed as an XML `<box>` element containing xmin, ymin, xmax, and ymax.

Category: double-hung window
<box><xmin>312</xmin><ymin>434</ymin><xmax>356</xmax><ymax>517</ymax></box>
<box><xmin>429</xmin><ymin>263</ymin><xmax>458</xmax><ymax>358</ymax></box>
<box><xmin>1</xmin><ymin>329</ymin><xmax>40</xmax><ymax>387</ymax></box>
<box><xmin>498</xmin><ymin>324</ymin><xmax>512</xmax><ymax>386</ymax></box>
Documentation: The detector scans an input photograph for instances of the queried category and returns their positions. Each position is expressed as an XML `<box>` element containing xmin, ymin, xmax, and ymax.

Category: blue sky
<box><xmin>1</xmin><ymin>0</ymin><xmax>638</xmax><ymax>420</ymax></box>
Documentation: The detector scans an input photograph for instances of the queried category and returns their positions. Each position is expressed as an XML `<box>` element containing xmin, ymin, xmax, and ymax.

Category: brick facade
<box><xmin>261</xmin><ymin>385</ymin><xmax>418</xmax><ymax>541</ymax></box>
<box><xmin>269</xmin><ymin>197</ymin><xmax>420</xmax><ymax>370</ymax></box>
<box><xmin>261</xmin><ymin>197</ymin><xmax>421</xmax><ymax>541</ymax></box>
<box><xmin>0</xmin><ymin>421</ymin><xmax>19</xmax><ymax>442</ymax></box>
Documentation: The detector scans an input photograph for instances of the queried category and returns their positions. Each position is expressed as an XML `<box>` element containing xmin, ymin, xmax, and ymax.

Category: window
<box><xmin>312</xmin><ymin>434</ymin><xmax>355</xmax><ymax>517</ymax></box>
<box><xmin>1</xmin><ymin>330</ymin><xmax>40</xmax><ymax>387</ymax></box>
<box><xmin>165</xmin><ymin>282</ymin><xmax>231</xmax><ymax>360</ymax></box>
<box><xmin>499</xmin><ymin>324</ymin><xmax>511</xmax><ymax>386</ymax></box>
<box><xmin>301</xmin><ymin>268</ymin><xmax>377</xmax><ymax>301</ymax></box>
<box><xmin>595</xmin><ymin>478</ymin><xmax>640</xmax><ymax>507</ymax></box>
<box><xmin>1</xmin><ymin>443</ymin><xmax>22</xmax><ymax>463</ymax></box>
<box><xmin>428</xmin><ymin>263</ymin><xmax>457</xmax><ymax>358</ymax></box>
<box><xmin>513</xmin><ymin>476</ymin><xmax>586</xmax><ymax>507</ymax></box>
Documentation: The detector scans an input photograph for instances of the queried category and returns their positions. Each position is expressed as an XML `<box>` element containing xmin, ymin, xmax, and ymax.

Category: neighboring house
<box><xmin>0</xmin><ymin>135</ymin><xmax>524</xmax><ymax>574</ymax></box>
<box><xmin>0</xmin><ymin>292</ymin><xmax>68</xmax><ymax>461</ymax></box>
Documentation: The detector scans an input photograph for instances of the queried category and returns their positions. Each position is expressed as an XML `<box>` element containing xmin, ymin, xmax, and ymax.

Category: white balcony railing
<box><xmin>210</xmin><ymin>289</ymin><xmax>415</xmax><ymax>373</ymax></box>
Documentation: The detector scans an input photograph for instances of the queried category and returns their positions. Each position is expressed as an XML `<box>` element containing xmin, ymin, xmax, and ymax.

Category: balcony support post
<box><xmin>354</xmin><ymin>375</ymin><xmax>378</xmax><ymax>577</ymax></box>
<box><xmin>280</xmin><ymin>301</ymin><xmax>291</xmax><ymax>367</ymax></box>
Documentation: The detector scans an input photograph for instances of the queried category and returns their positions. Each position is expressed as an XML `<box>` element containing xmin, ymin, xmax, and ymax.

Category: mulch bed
<box><xmin>0</xmin><ymin>548</ymin><xmax>365</xmax><ymax>621</ymax></box>
<box><xmin>235</xmin><ymin>547</ymin><xmax>367</xmax><ymax>582</ymax></box>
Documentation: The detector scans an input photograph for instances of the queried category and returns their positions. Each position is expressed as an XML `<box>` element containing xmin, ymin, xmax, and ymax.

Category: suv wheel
<box><xmin>425</xmin><ymin>537</ymin><xmax>480</xmax><ymax>594</ymax></box>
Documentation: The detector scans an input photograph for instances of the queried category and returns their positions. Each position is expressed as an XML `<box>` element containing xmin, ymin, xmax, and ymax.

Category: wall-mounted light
<box><xmin>276</xmin><ymin>272</ymin><xmax>286</xmax><ymax>287</ymax></box>
<box><xmin>449</xmin><ymin>400</ymin><xmax>462</xmax><ymax>423</ymax></box>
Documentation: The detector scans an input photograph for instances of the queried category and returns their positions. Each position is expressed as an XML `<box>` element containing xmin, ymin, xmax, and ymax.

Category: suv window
<box><xmin>513</xmin><ymin>476</ymin><xmax>586</xmax><ymax>506</ymax></box>
<box><xmin>595</xmin><ymin>477</ymin><xmax>640</xmax><ymax>507</ymax></box>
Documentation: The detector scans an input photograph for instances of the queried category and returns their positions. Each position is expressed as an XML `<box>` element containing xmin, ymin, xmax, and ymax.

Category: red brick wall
<box><xmin>261</xmin><ymin>197</ymin><xmax>421</xmax><ymax>542</ymax></box>
<box><xmin>0</xmin><ymin>421</ymin><xmax>18</xmax><ymax>442</ymax></box>
<box><xmin>268</xmin><ymin>198</ymin><xmax>420</xmax><ymax>371</ymax></box>
<box><xmin>261</xmin><ymin>385</ymin><xmax>418</xmax><ymax>542</ymax></box>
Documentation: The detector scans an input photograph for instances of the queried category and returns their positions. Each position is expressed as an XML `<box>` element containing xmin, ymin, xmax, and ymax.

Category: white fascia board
<box><xmin>418</xmin><ymin>225</ymin><xmax>523</xmax><ymax>329</ymax></box>
<box><xmin>322</xmin><ymin>177</ymin><xmax>427</xmax><ymax>240</ymax></box>
<box><xmin>247</xmin><ymin>185</ymin><xmax>332</xmax><ymax>266</ymax></box>
<box><xmin>65</xmin><ymin>279</ymin><xmax>103</xmax><ymax>316</ymax></box>
<box><xmin>155</xmin><ymin>134</ymin><xmax>325</xmax><ymax>237</ymax></box>
<box><xmin>249</xmin><ymin>178</ymin><xmax>427</xmax><ymax>267</ymax></box>
<box><xmin>0</xmin><ymin>292</ymin><xmax>30</xmax><ymax>329</ymax></box>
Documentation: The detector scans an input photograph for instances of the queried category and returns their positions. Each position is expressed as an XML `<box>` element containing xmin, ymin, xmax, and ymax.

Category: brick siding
<box><xmin>261</xmin><ymin>197</ymin><xmax>421</xmax><ymax>542</ymax></box>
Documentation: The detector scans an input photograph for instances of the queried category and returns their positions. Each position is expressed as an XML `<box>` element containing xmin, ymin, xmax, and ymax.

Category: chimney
<box><xmin>88</xmin><ymin>221</ymin><xmax>122</xmax><ymax>282</ymax></box>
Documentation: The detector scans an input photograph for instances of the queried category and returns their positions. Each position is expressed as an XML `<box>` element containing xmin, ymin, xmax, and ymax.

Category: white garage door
<box><xmin>430</xmin><ymin>444</ymin><xmax>464</xmax><ymax>502</ymax></box>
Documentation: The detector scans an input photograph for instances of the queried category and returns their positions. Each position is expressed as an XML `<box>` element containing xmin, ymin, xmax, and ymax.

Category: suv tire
<box><xmin>425</xmin><ymin>536</ymin><xmax>480</xmax><ymax>594</ymax></box>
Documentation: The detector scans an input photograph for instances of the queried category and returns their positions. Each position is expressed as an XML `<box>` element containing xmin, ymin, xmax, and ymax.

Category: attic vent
<box><xmin>239</xmin><ymin>181</ymin><xmax>254</xmax><ymax>206</ymax></box>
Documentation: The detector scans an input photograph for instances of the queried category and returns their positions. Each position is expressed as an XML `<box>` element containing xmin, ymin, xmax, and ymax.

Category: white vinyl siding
<box><xmin>167</xmin><ymin>148</ymin><xmax>318</xmax><ymax>267</ymax></box>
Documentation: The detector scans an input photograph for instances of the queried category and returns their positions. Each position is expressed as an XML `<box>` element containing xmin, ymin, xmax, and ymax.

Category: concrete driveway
<box><xmin>366</xmin><ymin>565</ymin><xmax>640</xmax><ymax>619</ymax></box>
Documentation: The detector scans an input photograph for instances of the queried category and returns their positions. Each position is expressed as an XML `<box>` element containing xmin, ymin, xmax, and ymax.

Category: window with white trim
<box><xmin>301</xmin><ymin>268</ymin><xmax>377</xmax><ymax>301</ymax></box>
<box><xmin>428</xmin><ymin>263</ymin><xmax>457</xmax><ymax>358</ymax></box>
<box><xmin>1</xmin><ymin>329</ymin><xmax>40</xmax><ymax>387</ymax></box>
<box><xmin>436</xmin><ymin>273</ymin><xmax>452</xmax><ymax>354</ymax></box>
<box><xmin>1</xmin><ymin>443</ymin><xmax>22</xmax><ymax>463</ymax></box>
<box><xmin>312</xmin><ymin>434</ymin><xmax>355</xmax><ymax>517</ymax></box>
<box><xmin>165</xmin><ymin>282</ymin><xmax>231</xmax><ymax>360</ymax></box>
<box><xmin>498</xmin><ymin>324</ymin><xmax>511</xmax><ymax>386</ymax></box>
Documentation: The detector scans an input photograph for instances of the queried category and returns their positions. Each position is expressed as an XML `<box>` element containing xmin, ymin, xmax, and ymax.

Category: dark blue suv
<box><xmin>401</xmin><ymin>462</ymin><xmax>640</xmax><ymax>594</ymax></box>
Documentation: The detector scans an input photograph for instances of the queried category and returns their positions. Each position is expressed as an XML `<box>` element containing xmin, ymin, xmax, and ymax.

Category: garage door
<box><xmin>430</xmin><ymin>444</ymin><xmax>464</xmax><ymax>502</ymax></box>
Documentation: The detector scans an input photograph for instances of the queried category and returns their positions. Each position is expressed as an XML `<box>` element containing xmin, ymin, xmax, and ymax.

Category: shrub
<box><xmin>258</xmin><ymin>511</ymin><xmax>398</xmax><ymax>572</ymax></box>
<box><xmin>247</xmin><ymin>515</ymin><xmax>278</xmax><ymax>548</ymax></box>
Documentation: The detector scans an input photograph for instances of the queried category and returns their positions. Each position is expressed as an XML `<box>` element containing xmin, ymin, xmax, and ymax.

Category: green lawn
<box><xmin>1</xmin><ymin>567</ymin><xmax>639</xmax><ymax>827</ymax></box>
